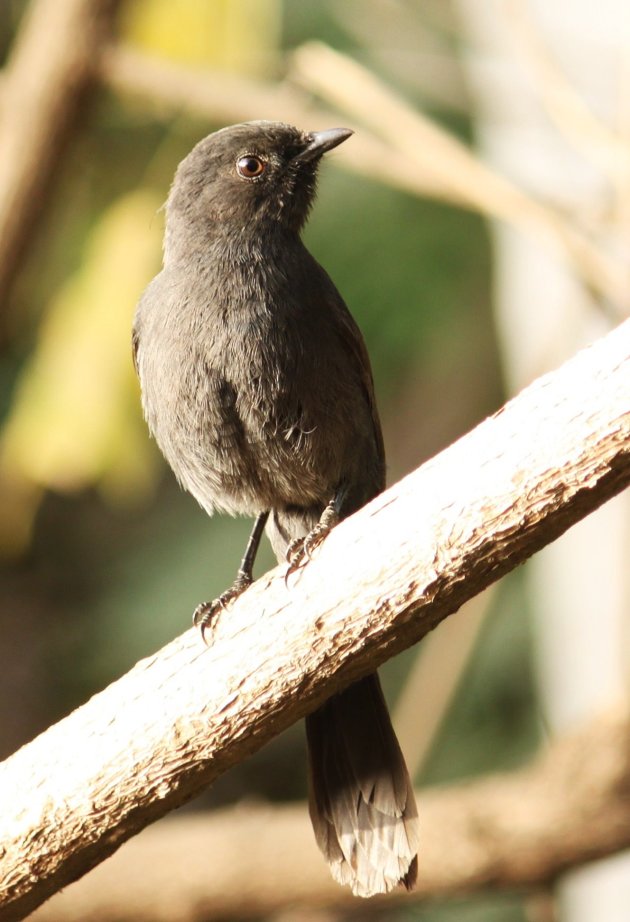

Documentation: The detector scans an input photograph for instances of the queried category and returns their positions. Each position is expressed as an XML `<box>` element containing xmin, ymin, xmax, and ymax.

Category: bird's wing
<box><xmin>330</xmin><ymin>295</ymin><xmax>386</xmax><ymax>477</ymax></box>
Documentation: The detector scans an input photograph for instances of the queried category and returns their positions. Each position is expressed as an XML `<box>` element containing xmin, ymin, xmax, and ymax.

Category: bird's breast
<box><xmin>137</xmin><ymin>290</ymin><xmax>352</xmax><ymax>516</ymax></box>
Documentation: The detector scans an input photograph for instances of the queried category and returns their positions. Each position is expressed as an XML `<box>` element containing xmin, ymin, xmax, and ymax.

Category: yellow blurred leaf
<box><xmin>0</xmin><ymin>190</ymin><xmax>164</xmax><ymax>554</ymax></box>
<box><xmin>121</xmin><ymin>0</ymin><xmax>281</xmax><ymax>73</ymax></box>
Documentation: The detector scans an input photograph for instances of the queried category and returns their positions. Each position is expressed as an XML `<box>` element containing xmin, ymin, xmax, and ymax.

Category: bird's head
<box><xmin>164</xmin><ymin>121</ymin><xmax>353</xmax><ymax>256</ymax></box>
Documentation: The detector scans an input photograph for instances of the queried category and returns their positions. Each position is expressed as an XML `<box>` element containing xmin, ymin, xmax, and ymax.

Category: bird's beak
<box><xmin>295</xmin><ymin>127</ymin><xmax>354</xmax><ymax>162</ymax></box>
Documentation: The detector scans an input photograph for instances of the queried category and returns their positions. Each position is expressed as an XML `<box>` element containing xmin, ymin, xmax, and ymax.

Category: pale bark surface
<box><xmin>29</xmin><ymin>706</ymin><xmax>630</xmax><ymax>921</ymax></box>
<box><xmin>0</xmin><ymin>320</ymin><xmax>629</xmax><ymax>920</ymax></box>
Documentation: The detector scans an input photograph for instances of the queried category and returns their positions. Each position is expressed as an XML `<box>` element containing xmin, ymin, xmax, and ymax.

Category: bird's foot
<box><xmin>285</xmin><ymin>522</ymin><xmax>332</xmax><ymax>583</ymax></box>
<box><xmin>192</xmin><ymin>574</ymin><xmax>252</xmax><ymax>645</ymax></box>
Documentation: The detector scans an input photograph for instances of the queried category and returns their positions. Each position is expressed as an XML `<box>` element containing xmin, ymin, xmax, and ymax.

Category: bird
<box><xmin>132</xmin><ymin>120</ymin><xmax>419</xmax><ymax>897</ymax></box>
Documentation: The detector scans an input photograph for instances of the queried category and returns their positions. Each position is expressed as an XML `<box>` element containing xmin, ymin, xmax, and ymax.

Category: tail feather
<box><xmin>306</xmin><ymin>672</ymin><xmax>420</xmax><ymax>897</ymax></box>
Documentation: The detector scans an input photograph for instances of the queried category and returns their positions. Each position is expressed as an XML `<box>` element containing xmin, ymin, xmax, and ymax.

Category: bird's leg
<box><xmin>193</xmin><ymin>510</ymin><xmax>269</xmax><ymax>643</ymax></box>
<box><xmin>286</xmin><ymin>484</ymin><xmax>348</xmax><ymax>579</ymax></box>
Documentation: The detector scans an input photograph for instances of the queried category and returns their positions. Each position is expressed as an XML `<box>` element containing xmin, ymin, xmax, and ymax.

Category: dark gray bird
<box><xmin>133</xmin><ymin>121</ymin><xmax>419</xmax><ymax>897</ymax></box>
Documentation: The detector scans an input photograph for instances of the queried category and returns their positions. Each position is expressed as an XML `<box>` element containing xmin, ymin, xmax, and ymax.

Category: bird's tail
<box><xmin>305</xmin><ymin>672</ymin><xmax>419</xmax><ymax>897</ymax></box>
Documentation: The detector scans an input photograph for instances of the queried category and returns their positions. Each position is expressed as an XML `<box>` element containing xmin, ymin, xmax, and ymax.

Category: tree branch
<box><xmin>1</xmin><ymin>320</ymin><xmax>629</xmax><ymax>921</ymax></box>
<box><xmin>99</xmin><ymin>44</ymin><xmax>440</xmax><ymax>198</ymax></box>
<box><xmin>29</xmin><ymin>706</ymin><xmax>630</xmax><ymax>921</ymax></box>
<box><xmin>289</xmin><ymin>42</ymin><xmax>628</xmax><ymax>314</ymax></box>
<box><xmin>0</xmin><ymin>0</ymin><xmax>121</xmax><ymax>308</ymax></box>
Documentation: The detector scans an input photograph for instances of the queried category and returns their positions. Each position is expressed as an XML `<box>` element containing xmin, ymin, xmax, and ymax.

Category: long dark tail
<box><xmin>305</xmin><ymin>672</ymin><xmax>419</xmax><ymax>897</ymax></box>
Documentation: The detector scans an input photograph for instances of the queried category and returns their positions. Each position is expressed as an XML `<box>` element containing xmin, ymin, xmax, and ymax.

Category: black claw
<box><xmin>284</xmin><ymin>524</ymin><xmax>331</xmax><ymax>586</ymax></box>
<box><xmin>192</xmin><ymin>598</ymin><xmax>222</xmax><ymax>645</ymax></box>
<box><xmin>192</xmin><ymin>576</ymin><xmax>252</xmax><ymax>644</ymax></box>
<box><xmin>285</xmin><ymin>536</ymin><xmax>304</xmax><ymax>561</ymax></box>
<box><xmin>192</xmin><ymin>601</ymin><xmax>212</xmax><ymax>628</ymax></box>
<box><xmin>284</xmin><ymin>559</ymin><xmax>302</xmax><ymax>586</ymax></box>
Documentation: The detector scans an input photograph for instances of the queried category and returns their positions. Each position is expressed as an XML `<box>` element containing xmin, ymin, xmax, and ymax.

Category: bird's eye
<box><xmin>236</xmin><ymin>155</ymin><xmax>266</xmax><ymax>179</ymax></box>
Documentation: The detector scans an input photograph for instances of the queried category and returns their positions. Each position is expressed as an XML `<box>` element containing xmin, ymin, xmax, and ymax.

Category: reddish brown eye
<box><xmin>236</xmin><ymin>155</ymin><xmax>266</xmax><ymax>179</ymax></box>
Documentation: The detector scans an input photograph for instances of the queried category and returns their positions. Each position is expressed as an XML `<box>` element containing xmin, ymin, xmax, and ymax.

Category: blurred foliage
<box><xmin>0</xmin><ymin>191</ymin><xmax>162</xmax><ymax>554</ymax></box>
<box><xmin>121</xmin><ymin>0</ymin><xmax>281</xmax><ymax>71</ymax></box>
<box><xmin>0</xmin><ymin>2</ymin><xmax>536</xmax><ymax>920</ymax></box>
<box><xmin>420</xmin><ymin>574</ymin><xmax>538</xmax><ymax>784</ymax></box>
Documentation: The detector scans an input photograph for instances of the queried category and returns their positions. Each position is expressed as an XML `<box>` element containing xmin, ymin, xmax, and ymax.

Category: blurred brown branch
<box><xmin>104</xmin><ymin>40</ymin><xmax>630</xmax><ymax>315</ymax></box>
<box><xmin>30</xmin><ymin>705</ymin><xmax>630</xmax><ymax>921</ymax></box>
<box><xmin>289</xmin><ymin>42</ymin><xmax>629</xmax><ymax>316</ymax></box>
<box><xmin>0</xmin><ymin>319</ymin><xmax>629</xmax><ymax>921</ymax></box>
<box><xmin>0</xmin><ymin>0</ymin><xmax>121</xmax><ymax>310</ymax></box>
<box><xmin>334</xmin><ymin>0</ymin><xmax>468</xmax><ymax>111</ymax></box>
<box><xmin>2</xmin><ymin>27</ymin><xmax>628</xmax><ymax>326</ymax></box>
<box><xmin>99</xmin><ymin>44</ymin><xmax>441</xmax><ymax>196</ymax></box>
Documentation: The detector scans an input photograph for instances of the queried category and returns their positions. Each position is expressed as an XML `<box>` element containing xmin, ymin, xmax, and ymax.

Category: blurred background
<box><xmin>0</xmin><ymin>1</ymin><xmax>628</xmax><ymax>920</ymax></box>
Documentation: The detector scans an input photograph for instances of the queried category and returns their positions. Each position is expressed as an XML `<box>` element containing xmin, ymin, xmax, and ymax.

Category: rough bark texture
<box><xmin>0</xmin><ymin>320</ymin><xmax>629</xmax><ymax>920</ymax></box>
<box><xmin>29</xmin><ymin>706</ymin><xmax>630</xmax><ymax>921</ymax></box>
<box><xmin>0</xmin><ymin>0</ymin><xmax>121</xmax><ymax>307</ymax></box>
